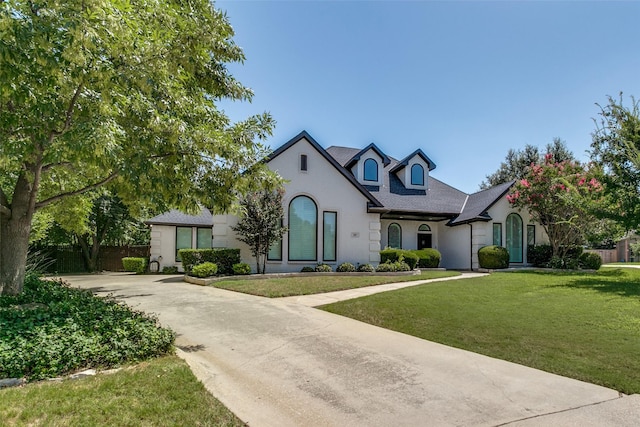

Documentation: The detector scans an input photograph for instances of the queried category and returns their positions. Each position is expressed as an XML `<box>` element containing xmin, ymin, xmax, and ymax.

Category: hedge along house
<box><xmin>146</xmin><ymin>131</ymin><xmax>547</xmax><ymax>272</ymax></box>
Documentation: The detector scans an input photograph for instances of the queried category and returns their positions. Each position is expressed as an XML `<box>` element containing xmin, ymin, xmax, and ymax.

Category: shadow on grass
<box><xmin>560</xmin><ymin>270</ymin><xmax>640</xmax><ymax>298</ymax></box>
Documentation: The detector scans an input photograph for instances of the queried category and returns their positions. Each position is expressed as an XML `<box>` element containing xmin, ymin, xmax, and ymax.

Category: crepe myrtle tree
<box><xmin>231</xmin><ymin>188</ymin><xmax>287</xmax><ymax>274</ymax></box>
<box><xmin>507</xmin><ymin>155</ymin><xmax>603</xmax><ymax>263</ymax></box>
<box><xmin>0</xmin><ymin>0</ymin><xmax>278</xmax><ymax>295</ymax></box>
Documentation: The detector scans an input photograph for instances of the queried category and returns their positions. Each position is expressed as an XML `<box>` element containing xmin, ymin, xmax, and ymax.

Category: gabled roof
<box><xmin>389</xmin><ymin>149</ymin><xmax>437</xmax><ymax>173</ymax></box>
<box><xmin>146</xmin><ymin>208</ymin><xmax>213</xmax><ymax>227</ymax></box>
<box><xmin>342</xmin><ymin>143</ymin><xmax>391</xmax><ymax>169</ymax></box>
<box><xmin>448</xmin><ymin>181</ymin><xmax>515</xmax><ymax>226</ymax></box>
<box><xmin>268</xmin><ymin>131</ymin><xmax>383</xmax><ymax>208</ymax></box>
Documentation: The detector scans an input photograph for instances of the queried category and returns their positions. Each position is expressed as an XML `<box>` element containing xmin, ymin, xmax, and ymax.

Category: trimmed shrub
<box><xmin>380</xmin><ymin>248</ymin><xmax>401</xmax><ymax>263</ymax></box>
<box><xmin>413</xmin><ymin>248</ymin><xmax>441</xmax><ymax>268</ymax></box>
<box><xmin>357</xmin><ymin>263</ymin><xmax>375</xmax><ymax>272</ymax></box>
<box><xmin>336</xmin><ymin>262</ymin><xmax>356</xmax><ymax>272</ymax></box>
<box><xmin>478</xmin><ymin>245</ymin><xmax>510</xmax><ymax>269</ymax></box>
<box><xmin>162</xmin><ymin>266</ymin><xmax>179</xmax><ymax>274</ymax></box>
<box><xmin>232</xmin><ymin>263</ymin><xmax>251</xmax><ymax>275</ymax></box>
<box><xmin>380</xmin><ymin>249</ymin><xmax>419</xmax><ymax>269</ymax></box>
<box><xmin>301</xmin><ymin>266</ymin><xmax>315</xmax><ymax>272</ymax></box>
<box><xmin>178</xmin><ymin>248</ymin><xmax>241</xmax><ymax>274</ymax></box>
<box><xmin>400</xmin><ymin>252</ymin><xmax>419</xmax><ymax>270</ymax></box>
<box><xmin>375</xmin><ymin>260</ymin><xmax>410</xmax><ymax>272</ymax></box>
<box><xmin>315</xmin><ymin>263</ymin><xmax>332</xmax><ymax>272</ymax></box>
<box><xmin>122</xmin><ymin>257</ymin><xmax>148</xmax><ymax>274</ymax></box>
<box><xmin>528</xmin><ymin>244</ymin><xmax>553</xmax><ymax>267</ymax></box>
<box><xmin>190</xmin><ymin>262</ymin><xmax>218</xmax><ymax>278</ymax></box>
<box><xmin>579</xmin><ymin>252</ymin><xmax>602</xmax><ymax>270</ymax></box>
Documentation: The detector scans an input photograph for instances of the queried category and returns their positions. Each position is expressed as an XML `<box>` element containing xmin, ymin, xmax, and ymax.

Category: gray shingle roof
<box><xmin>146</xmin><ymin>208</ymin><xmax>213</xmax><ymax>227</ymax></box>
<box><xmin>448</xmin><ymin>181</ymin><xmax>515</xmax><ymax>225</ymax></box>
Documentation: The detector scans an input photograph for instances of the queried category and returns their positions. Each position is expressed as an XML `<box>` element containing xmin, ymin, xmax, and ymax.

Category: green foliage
<box><xmin>478</xmin><ymin>246</ymin><xmax>510</xmax><ymax>269</ymax></box>
<box><xmin>161</xmin><ymin>266</ymin><xmax>179</xmax><ymax>274</ymax></box>
<box><xmin>413</xmin><ymin>248</ymin><xmax>441</xmax><ymax>268</ymax></box>
<box><xmin>232</xmin><ymin>263</ymin><xmax>251</xmax><ymax>275</ymax></box>
<box><xmin>300</xmin><ymin>266</ymin><xmax>315</xmax><ymax>273</ymax></box>
<box><xmin>380</xmin><ymin>249</ymin><xmax>400</xmax><ymax>263</ymax></box>
<box><xmin>527</xmin><ymin>244</ymin><xmax>553</xmax><ymax>267</ymax></box>
<box><xmin>400</xmin><ymin>252</ymin><xmax>419</xmax><ymax>270</ymax></box>
<box><xmin>336</xmin><ymin>262</ymin><xmax>356</xmax><ymax>272</ymax></box>
<box><xmin>357</xmin><ymin>263</ymin><xmax>375</xmax><ymax>273</ymax></box>
<box><xmin>631</xmin><ymin>242</ymin><xmax>640</xmax><ymax>256</ymax></box>
<box><xmin>579</xmin><ymin>252</ymin><xmax>602</xmax><ymax>270</ymax></box>
<box><xmin>122</xmin><ymin>257</ymin><xmax>147</xmax><ymax>274</ymax></box>
<box><xmin>0</xmin><ymin>276</ymin><xmax>174</xmax><ymax>381</ymax></box>
<box><xmin>380</xmin><ymin>249</ymin><xmax>418</xmax><ymax>269</ymax></box>
<box><xmin>178</xmin><ymin>249</ymin><xmax>240</xmax><ymax>275</ymax></box>
<box><xmin>314</xmin><ymin>263</ymin><xmax>333</xmax><ymax>273</ymax></box>
<box><xmin>230</xmin><ymin>189</ymin><xmax>287</xmax><ymax>274</ymax></box>
<box><xmin>190</xmin><ymin>262</ymin><xmax>218</xmax><ymax>278</ymax></box>
<box><xmin>375</xmin><ymin>260</ymin><xmax>410</xmax><ymax>272</ymax></box>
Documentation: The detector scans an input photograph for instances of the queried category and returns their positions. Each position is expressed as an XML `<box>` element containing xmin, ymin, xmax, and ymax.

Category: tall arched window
<box><xmin>506</xmin><ymin>213</ymin><xmax>523</xmax><ymax>263</ymax></box>
<box><xmin>289</xmin><ymin>196</ymin><xmax>317</xmax><ymax>261</ymax></box>
<box><xmin>411</xmin><ymin>164</ymin><xmax>424</xmax><ymax>185</ymax></box>
<box><xmin>388</xmin><ymin>223</ymin><xmax>402</xmax><ymax>249</ymax></box>
<box><xmin>364</xmin><ymin>158</ymin><xmax>378</xmax><ymax>182</ymax></box>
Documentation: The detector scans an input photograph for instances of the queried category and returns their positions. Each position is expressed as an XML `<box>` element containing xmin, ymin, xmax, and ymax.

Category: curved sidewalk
<box><xmin>64</xmin><ymin>273</ymin><xmax>638</xmax><ymax>427</ymax></box>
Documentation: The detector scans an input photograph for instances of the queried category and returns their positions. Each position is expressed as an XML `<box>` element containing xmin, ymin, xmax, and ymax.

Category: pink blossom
<box><xmin>520</xmin><ymin>179</ymin><xmax>530</xmax><ymax>188</ymax></box>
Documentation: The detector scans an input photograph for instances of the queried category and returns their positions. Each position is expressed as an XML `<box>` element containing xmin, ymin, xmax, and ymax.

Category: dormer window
<box><xmin>364</xmin><ymin>158</ymin><xmax>378</xmax><ymax>181</ymax></box>
<box><xmin>411</xmin><ymin>164</ymin><xmax>424</xmax><ymax>185</ymax></box>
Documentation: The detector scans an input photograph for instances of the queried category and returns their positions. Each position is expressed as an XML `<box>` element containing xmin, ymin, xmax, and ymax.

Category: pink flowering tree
<box><xmin>507</xmin><ymin>154</ymin><xmax>603</xmax><ymax>263</ymax></box>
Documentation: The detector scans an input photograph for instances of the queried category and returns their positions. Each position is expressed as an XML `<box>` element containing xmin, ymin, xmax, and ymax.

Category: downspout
<box><xmin>468</xmin><ymin>223</ymin><xmax>473</xmax><ymax>270</ymax></box>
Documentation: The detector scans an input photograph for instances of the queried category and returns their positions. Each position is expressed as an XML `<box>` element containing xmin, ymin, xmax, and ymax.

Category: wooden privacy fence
<box><xmin>31</xmin><ymin>245</ymin><xmax>150</xmax><ymax>273</ymax></box>
<box><xmin>583</xmin><ymin>249</ymin><xmax>617</xmax><ymax>264</ymax></box>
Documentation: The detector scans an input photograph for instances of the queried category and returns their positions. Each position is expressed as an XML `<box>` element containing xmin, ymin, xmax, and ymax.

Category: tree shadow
<box><xmin>176</xmin><ymin>343</ymin><xmax>207</xmax><ymax>353</ymax></box>
<box><xmin>558</xmin><ymin>270</ymin><xmax>640</xmax><ymax>298</ymax></box>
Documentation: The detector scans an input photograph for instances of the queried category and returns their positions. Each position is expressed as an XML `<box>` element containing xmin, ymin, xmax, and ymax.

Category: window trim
<box><xmin>363</xmin><ymin>158</ymin><xmax>378</xmax><ymax>182</ymax></box>
<box><xmin>176</xmin><ymin>226</ymin><xmax>193</xmax><ymax>262</ymax></box>
<box><xmin>418</xmin><ymin>224</ymin><xmax>431</xmax><ymax>232</ymax></box>
<box><xmin>267</xmin><ymin>220</ymin><xmax>283</xmax><ymax>261</ymax></box>
<box><xmin>411</xmin><ymin>164</ymin><xmax>424</xmax><ymax>186</ymax></box>
<box><xmin>388</xmin><ymin>222</ymin><xmax>402</xmax><ymax>249</ymax></box>
<box><xmin>323</xmin><ymin>211</ymin><xmax>337</xmax><ymax>262</ymax></box>
<box><xmin>288</xmin><ymin>195</ymin><xmax>318</xmax><ymax>261</ymax></box>
<box><xmin>493</xmin><ymin>223</ymin><xmax>503</xmax><ymax>246</ymax></box>
<box><xmin>527</xmin><ymin>224</ymin><xmax>536</xmax><ymax>247</ymax></box>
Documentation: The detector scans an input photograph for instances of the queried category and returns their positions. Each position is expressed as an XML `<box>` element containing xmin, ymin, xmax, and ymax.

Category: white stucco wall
<box><xmin>438</xmin><ymin>223</ymin><xmax>472</xmax><ymax>270</ymax></box>
<box><xmin>351</xmin><ymin>148</ymin><xmax>385</xmax><ymax>186</ymax></box>
<box><xmin>396</xmin><ymin>157</ymin><xmax>429</xmax><ymax>191</ymax></box>
<box><xmin>149</xmin><ymin>224</ymin><xmax>213</xmax><ymax>272</ymax></box>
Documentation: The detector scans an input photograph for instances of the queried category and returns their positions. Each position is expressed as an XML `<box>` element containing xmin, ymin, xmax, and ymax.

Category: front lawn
<box><xmin>0</xmin><ymin>356</ymin><xmax>245</xmax><ymax>426</ymax></box>
<box><xmin>321</xmin><ymin>268</ymin><xmax>640</xmax><ymax>394</ymax></box>
<box><xmin>212</xmin><ymin>271</ymin><xmax>460</xmax><ymax>297</ymax></box>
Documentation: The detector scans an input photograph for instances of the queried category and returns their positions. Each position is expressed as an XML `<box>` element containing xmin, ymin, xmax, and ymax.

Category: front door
<box><xmin>418</xmin><ymin>233</ymin><xmax>432</xmax><ymax>249</ymax></box>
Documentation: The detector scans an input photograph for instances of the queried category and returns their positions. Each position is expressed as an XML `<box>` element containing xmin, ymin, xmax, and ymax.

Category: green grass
<box><xmin>0</xmin><ymin>356</ymin><xmax>245</xmax><ymax>427</ymax></box>
<box><xmin>212</xmin><ymin>271</ymin><xmax>460</xmax><ymax>297</ymax></box>
<box><xmin>321</xmin><ymin>268</ymin><xmax>640</xmax><ymax>394</ymax></box>
<box><xmin>604</xmin><ymin>262</ymin><xmax>640</xmax><ymax>266</ymax></box>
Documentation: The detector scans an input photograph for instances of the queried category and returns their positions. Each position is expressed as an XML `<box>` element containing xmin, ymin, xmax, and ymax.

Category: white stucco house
<box><xmin>146</xmin><ymin>130</ymin><xmax>547</xmax><ymax>272</ymax></box>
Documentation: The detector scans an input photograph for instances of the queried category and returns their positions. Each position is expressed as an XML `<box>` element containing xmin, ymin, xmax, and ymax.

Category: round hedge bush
<box><xmin>301</xmin><ymin>266</ymin><xmax>315</xmax><ymax>272</ymax></box>
<box><xmin>357</xmin><ymin>263</ymin><xmax>375</xmax><ymax>272</ymax></box>
<box><xmin>232</xmin><ymin>263</ymin><xmax>251</xmax><ymax>275</ymax></box>
<box><xmin>315</xmin><ymin>263</ymin><xmax>332</xmax><ymax>272</ymax></box>
<box><xmin>413</xmin><ymin>249</ymin><xmax>441</xmax><ymax>268</ymax></box>
<box><xmin>190</xmin><ymin>262</ymin><xmax>218</xmax><ymax>278</ymax></box>
<box><xmin>478</xmin><ymin>245</ymin><xmax>509</xmax><ymax>269</ymax></box>
<box><xmin>579</xmin><ymin>252</ymin><xmax>602</xmax><ymax>270</ymax></box>
<box><xmin>336</xmin><ymin>262</ymin><xmax>356</xmax><ymax>272</ymax></box>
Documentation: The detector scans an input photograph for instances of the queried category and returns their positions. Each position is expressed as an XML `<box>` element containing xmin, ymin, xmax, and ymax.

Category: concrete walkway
<box><xmin>63</xmin><ymin>273</ymin><xmax>639</xmax><ymax>427</ymax></box>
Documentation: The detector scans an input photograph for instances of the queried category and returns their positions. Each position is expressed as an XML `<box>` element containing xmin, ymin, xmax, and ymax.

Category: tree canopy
<box><xmin>0</xmin><ymin>0</ymin><xmax>277</xmax><ymax>295</ymax></box>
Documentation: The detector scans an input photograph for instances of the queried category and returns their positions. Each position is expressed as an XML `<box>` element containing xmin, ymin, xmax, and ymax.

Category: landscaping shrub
<box><xmin>122</xmin><ymin>257</ymin><xmax>148</xmax><ymax>274</ymax></box>
<box><xmin>380</xmin><ymin>249</ymin><xmax>401</xmax><ymax>263</ymax></box>
<box><xmin>190</xmin><ymin>262</ymin><xmax>218</xmax><ymax>278</ymax></box>
<box><xmin>400</xmin><ymin>252</ymin><xmax>419</xmax><ymax>270</ymax></box>
<box><xmin>413</xmin><ymin>248</ymin><xmax>441</xmax><ymax>268</ymax></box>
<box><xmin>527</xmin><ymin>244</ymin><xmax>553</xmax><ymax>267</ymax></box>
<box><xmin>178</xmin><ymin>248</ymin><xmax>240</xmax><ymax>274</ymax></box>
<box><xmin>579</xmin><ymin>252</ymin><xmax>602</xmax><ymax>270</ymax></box>
<box><xmin>232</xmin><ymin>263</ymin><xmax>251</xmax><ymax>275</ymax></box>
<box><xmin>301</xmin><ymin>266</ymin><xmax>315</xmax><ymax>272</ymax></box>
<box><xmin>315</xmin><ymin>263</ymin><xmax>332</xmax><ymax>272</ymax></box>
<box><xmin>336</xmin><ymin>262</ymin><xmax>356</xmax><ymax>272</ymax></box>
<box><xmin>162</xmin><ymin>266</ymin><xmax>179</xmax><ymax>274</ymax></box>
<box><xmin>357</xmin><ymin>263</ymin><xmax>375</xmax><ymax>272</ymax></box>
<box><xmin>478</xmin><ymin>246</ymin><xmax>510</xmax><ymax>269</ymax></box>
<box><xmin>375</xmin><ymin>260</ymin><xmax>410</xmax><ymax>272</ymax></box>
<box><xmin>0</xmin><ymin>276</ymin><xmax>174</xmax><ymax>381</ymax></box>
<box><xmin>380</xmin><ymin>249</ymin><xmax>419</xmax><ymax>269</ymax></box>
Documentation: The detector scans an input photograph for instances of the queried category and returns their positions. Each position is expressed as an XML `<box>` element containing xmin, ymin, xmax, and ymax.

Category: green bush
<box><xmin>178</xmin><ymin>248</ymin><xmax>241</xmax><ymax>274</ymax></box>
<box><xmin>315</xmin><ymin>263</ymin><xmax>332</xmax><ymax>272</ymax></box>
<box><xmin>579</xmin><ymin>252</ymin><xmax>602</xmax><ymax>270</ymax></box>
<box><xmin>413</xmin><ymin>248</ymin><xmax>441</xmax><ymax>268</ymax></box>
<box><xmin>380</xmin><ymin>249</ymin><xmax>419</xmax><ymax>269</ymax></box>
<box><xmin>122</xmin><ymin>257</ymin><xmax>148</xmax><ymax>274</ymax></box>
<box><xmin>162</xmin><ymin>266</ymin><xmax>179</xmax><ymax>274</ymax></box>
<box><xmin>380</xmin><ymin>249</ymin><xmax>401</xmax><ymax>263</ymax></box>
<box><xmin>357</xmin><ymin>263</ymin><xmax>375</xmax><ymax>272</ymax></box>
<box><xmin>0</xmin><ymin>276</ymin><xmax>174</xmax><ymax>381</ymax></box>
<box><xmin>190</xmin><ymin>262</ymin><xmax>218</xmax><ymax>278</ymax></box>
<box><xmin>528</xmin><ymin>244</ymin><xmax>553</xmax><ymax>267</ymax></box>
<box><xmin>478</xmin><ymin>245</ymin><xmax>510</xmax><ymax>269</ymax></box>
<box><xmin>375</xmin><ymin>260</ymin><xmax>410</xmax><ymax>272</ymax></box>
<box><xmin>336</xmin><ymin>262</ymin><xmax>356</xmax><ymax>272</ymax></box>
<box><xmin>232</xmin><ymin>263</ymin><xmax>251</xmax><ymax>275</ymax></box>
<box><xmin>400</xmin><ymin>252</ymin><xmax>419</xmax><ymax>270</ymax></box>
<box><xmin>301</xmin><ymin>266</ymin><xmax>315</xmax><ymax>272</ymax></box>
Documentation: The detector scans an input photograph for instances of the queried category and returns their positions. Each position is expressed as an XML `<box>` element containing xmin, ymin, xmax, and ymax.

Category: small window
<box><xmin>176</xmin><ymin>227</ymin><xmax>193</xmax><ymax>261</ymax></box>
<box><xmin>196</xmin><ymin>228</ymin><xmax>212</xmax><ymax>249</ymax></box>
<box><xmin>300</xmin><ymin>154</ymin><xmax>308</xmax><ymax>171</ymax></box>
<box><xmin>493</xmin><ymin>223</ymin><xmax>502</xmax><ymax>246</ymax></box>
<box><xmin>418</xmin><ymin>224</ymin><xmax>431</xmax><ymax>232</ymax></box>
<box><xmin>363</xmin><ymin>158</ymin><xmax>378</xmax><ymax>181</ymax></box>
<box><xmin>411</xmin><ymin>164</ymin><xmax>424</xmax><ymax>185</ymax></box>
<box><xmin>388</xmin><ymin>223</ymin><xmax>402</xmax><ymax>249</ymax></box>
<box><xmin>527</xmin><ymin>225</ymin><xmax>535</xmax><ymax>246</ymax></box>
<box><xmin>323</xmin><ymin>211</ymin><xmax>337</xmax><ymax>261</ymax></box>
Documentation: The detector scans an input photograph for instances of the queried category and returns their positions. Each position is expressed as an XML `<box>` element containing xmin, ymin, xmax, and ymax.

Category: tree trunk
<box><xmin>0</xmin><ymin>213</ymin><xmax>32</xmax><ymax>296</ymax></box>
<box><xmin>77</xmin><ymin>235</ymin><xmax>100</xmax><ymax>272</ymax></box>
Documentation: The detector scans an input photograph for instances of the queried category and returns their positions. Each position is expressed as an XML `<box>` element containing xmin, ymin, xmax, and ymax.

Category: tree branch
<box><xmin>41</xmin><ymin>161</ymin><xmax>73</xmax><ymax>173</ymax></box>
<box><xmin>50</xmin><ymin>82</ymin><xmax>83</xmax><ymax>141</ymax></box>
<box><xmin>35</xmin><ymin>172</ymin><xmax>118</xmax><ymax>210</ymax></box>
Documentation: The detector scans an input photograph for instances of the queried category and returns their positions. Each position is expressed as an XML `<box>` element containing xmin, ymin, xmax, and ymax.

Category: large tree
<box><xmin>590</xmin><ymin>94</ymin><xmax>640</xmax><ymax>231</ymax></box>
<box><xmin>481</xmin><ymin>138</ymin><xmax>574</xmax><ymax>189</ymax></box>
<box><xmin>0</xmin><ymin>1</ymin><xmax>276</xmax><ymax>295</ymax></box>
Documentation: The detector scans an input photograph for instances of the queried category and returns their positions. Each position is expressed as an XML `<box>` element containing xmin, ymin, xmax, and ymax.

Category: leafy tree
<box><xmin>231</xmin><ymin>189</ymin><xmax>287</xmax><ymax>274</ymax></box>
<box><xmin>0</xmin><ymin>1</ymin><xmax>276</xmax><ymax>295</ymax></box>
<box><xmin>507</xmin><ymin>156</ymin><xmax>602</xmax><ymax>264</ymax></box>
<box><xmin>481</xmin><ymin>138</ymin><xmax>574</xmax><ymax>189</ymax></box>
<box><xmin>590</xmin><ymin>94</ymin><xmax>640</xmax><ymax>231</ymax></box>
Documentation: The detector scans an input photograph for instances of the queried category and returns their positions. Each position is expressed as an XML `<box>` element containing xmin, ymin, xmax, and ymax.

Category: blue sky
<box><xmin>217</xmin><ymin>1</ymin><xmax>640</xmax><ymax>193</ymax></box>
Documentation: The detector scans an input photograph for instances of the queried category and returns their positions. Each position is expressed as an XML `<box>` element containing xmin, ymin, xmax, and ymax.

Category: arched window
<box><xmin>506</xmin><ymin>213</ymin><xmax>523</xmax><ymax>263</ymax></box>
<box><xmin>411</xmin><ymin>164</ymin><xmax>424</xmax><ymax>185</ymax></box>
<box><xmin>289</xmin><ymin>196</ymin><xmax>317</xmax><ymax>261</ymax></box>
<box><xmin>388</xmin><ymin>223</ymin><xmax>402</xmax><ymax>249</ymax></box>
<box><xmin>364</xmin><ymin>158</ymin><xmax>378</xmax><ymax>182</ymax></box>
<box><xmin>418</xmin><ymin>224</ymin><xmax>431</xmax><ymax>232</ymax></box>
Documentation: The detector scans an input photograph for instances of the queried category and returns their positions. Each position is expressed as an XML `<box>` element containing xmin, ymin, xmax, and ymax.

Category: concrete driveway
<box><xmin>63</xmin><ymin>273</ymin><xmax>638</xmax><ymax>427</ymax></box>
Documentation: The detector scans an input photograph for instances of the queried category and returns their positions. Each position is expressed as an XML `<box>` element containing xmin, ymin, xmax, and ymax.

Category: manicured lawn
<box><xmin>321</xmin><ymin>268</ymin><xmax>640</xmax><ymax>394</ymax></box>
<box><xmin>603</xmin><ymin>262</ymin><xmax>640</xmax><ymax>266</ymax></box>
<box><xmin>212</xmin><ymin>270</ymin><xmax>460</xmax><ymax>297</ymax></box>
<box><xmin>0</xmin><ymin>356</ymin><xmax>245</xmax><ymax>427</ymax></box>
